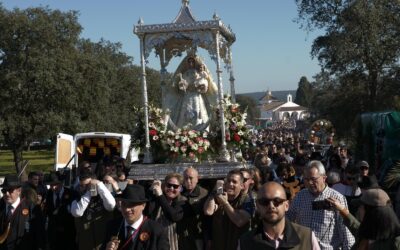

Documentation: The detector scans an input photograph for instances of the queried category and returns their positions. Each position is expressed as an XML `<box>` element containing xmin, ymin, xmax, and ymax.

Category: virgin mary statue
<box><xmin>165</xmin><ymin>55</ymin><xmax>218</xmax><ymax>131</ymax></box>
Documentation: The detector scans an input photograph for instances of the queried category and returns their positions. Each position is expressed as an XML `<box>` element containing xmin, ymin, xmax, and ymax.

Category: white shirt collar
<box><xmin>10</xmin><ymin>197</ymin><xmax>21</xmax><ymax>209</ymax></box>
<box><xmin>125</xmin><ymin>214</ymin><xmax>144</xmax><ymax>230</ymax></box>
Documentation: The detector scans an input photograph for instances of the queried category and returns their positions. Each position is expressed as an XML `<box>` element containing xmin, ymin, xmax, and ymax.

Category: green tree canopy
<box><xmin>0</xmin><ymin>6</ymin><xmax>164</xmax><ymax>175</ymax></box>
<box><xmin>296</xmin><ymin>0</ymin><xmax>400</xmax><ymax>111</ymax></box>
<box><xmin>0</xmin><ymin>6</ymin><xmax>82</xmax><ymax>175</ymax></box>
<box><xmin>236</xmin><ymin>94</ymin><xmax>260</xmax><ymax>125</ymax></box>
<box><xmin>294</xmin><ymin>76</ymin><xmax>313</xmax><ymax>108</ymax></box>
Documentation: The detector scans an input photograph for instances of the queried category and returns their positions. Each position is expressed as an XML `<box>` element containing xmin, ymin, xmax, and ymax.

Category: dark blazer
<box><xmin>145</xmin><ymin>194</ymin><xmax>186</xmax><ymax>223</ymax></box>
<box><xmin>102</xmin><ymin>217</ymin><xmax>169</xmax><ymax>250</ymax></box>
<box><xmin>45</xmin><ymin>187</ymin><xmax>77</xmax><ymax>250</ymax></box>
<box><xmin>0</xmin><ymin>198</ymin><xmax>45</xmax><ymax>250</ymax></box>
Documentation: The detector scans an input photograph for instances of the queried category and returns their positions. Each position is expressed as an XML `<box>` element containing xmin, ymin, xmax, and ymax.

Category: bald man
<box><xmin>239</xmin><ymin>182</ymin><xmax>320</xmax><ymax>250</ymax></box>
<box><xmin>178</xmin><ymin>167</ymin><xmax>209</xmax><ymax>250</ymax></box>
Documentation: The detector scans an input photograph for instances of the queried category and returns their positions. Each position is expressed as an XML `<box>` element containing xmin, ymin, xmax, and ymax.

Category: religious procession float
<box><xmin>129</xmin><ymin>0</ymin><xmax>252</xmax><ymax>180</ymax></box>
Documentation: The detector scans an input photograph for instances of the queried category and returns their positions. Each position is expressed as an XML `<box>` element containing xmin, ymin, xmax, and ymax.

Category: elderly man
<box><xmin>0</xmin><ymin>175</ymin><xmax>45</xmax><ymax>250</ymax></box>
<box><xmin>204</xmin><ymin>169</ymin><xmax>251</xmax><ymax>250</ymax></box>
<box><xmin>239</xmin><ymin>182</ymin><xmax>320</xmax><ymax>250</ymax></box>
<box><xmin>179</xmin><ymin>167</ymin><xmax>208</xmax><ymax>250</ymax></box>
<box><xmin>103</xmin><ymin>184</ymin><xmax>169</xmax><ymax>250</ymax></box>
<box><xmin>287</xmin><ymin>160</ymin><xmax>355</xmax><ymax>250</ymax></box>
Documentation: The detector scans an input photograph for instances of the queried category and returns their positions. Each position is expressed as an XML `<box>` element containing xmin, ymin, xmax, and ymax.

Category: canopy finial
<box><xmin>182</xmin><ymin>0</ymin><xmax>189</xmax><ymax>7</ymax></box>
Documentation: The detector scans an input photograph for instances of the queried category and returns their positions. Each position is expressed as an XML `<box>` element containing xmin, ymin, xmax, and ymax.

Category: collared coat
<box><xmin>239</xmin><ymin>220</ymin><xmax>313</xmax><ymax>250</ymax></box>
<box><xmin>102</xmin><ymin>217</ymin><xmax>169</xmax><ymax>250</ymax></box>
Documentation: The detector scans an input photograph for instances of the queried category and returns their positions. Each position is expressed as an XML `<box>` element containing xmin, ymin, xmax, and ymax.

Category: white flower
<box><xmin>181</xmin><ymin>136</ymin><xmax>188</xmax><ymax>142</ymax></box>
<box><xmin>191</xmin><ymin>144</ymin><xmax>198</xmax><ymax>151</ymax></box>
<box><xmin>238</xmin><ymin>130</ymin><xmax>244</xmax><ymax>136</ymax></box>
<box><xmin>167</xmin><ymin>130</ymin><xmax>175</xmax><ymax>136</ymax></box>
<box><xmin>202</xmin><ymin>132</ymin><xmax>208</xmax><ymax>138</ymax></box>
<box><xmin>153</xmin><ymin>135</ymin><xmax>159</xmax><ymax>141</ymax></box>
<box><xmin>149</xmin><ymin>122</ymin><xmax>155</xmax><ymax>128</ymax></box>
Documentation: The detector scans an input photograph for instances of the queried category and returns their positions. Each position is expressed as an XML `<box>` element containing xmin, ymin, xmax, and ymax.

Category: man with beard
<box><xmin>239</xmin><ymin>182</ymin><xmax>320</xmax><ymax>249</ymax></box>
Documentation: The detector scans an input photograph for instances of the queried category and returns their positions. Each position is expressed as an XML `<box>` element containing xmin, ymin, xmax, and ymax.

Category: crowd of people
<box><xmin>1</xmin><ymin>129</ymin><xmax>400</xmax><ymax>250</ymax></box>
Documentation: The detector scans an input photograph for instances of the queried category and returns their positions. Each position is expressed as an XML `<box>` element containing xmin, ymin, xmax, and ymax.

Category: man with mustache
<box><xmin>239</xmin><ymin>182</ymin><xmax>320</xmax><ymax>249</ymax></box>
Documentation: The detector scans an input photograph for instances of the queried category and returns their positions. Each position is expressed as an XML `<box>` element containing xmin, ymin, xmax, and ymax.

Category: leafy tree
<box><xmin>236</xmin><ymin>94</ymin><xmax>260</xmax><ymax>125</ymax></box>
<box><xmin>296</xmin><ymin>0</ymin><xmax>400</xmax><ymax>111</ymax></box>
<box><xmin>0</xmin><ymin>6</ymin><xmax>82</xmax><ymax>176</ymax></box>
<box><xmin>294</xmin><ymin>76</ymin><xmax>313</xmax><ymax>108</ymax></box>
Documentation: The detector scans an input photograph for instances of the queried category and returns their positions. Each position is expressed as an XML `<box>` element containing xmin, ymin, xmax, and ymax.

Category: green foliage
<box><xmin>294</xmin><ymin>76</ymin><xmax>313</xmax><ymax>108</ymax></box>
<box><xmin>296</xmin><ymin>0</ymin><xmax>400</xmax><ymax>144</ymax></box>
<box><xmin>0</xmin><ymin>6</ymin><xmax>164</xmax><ymax>174</ymax></box>
<box><xmin>235</xmin><ymin>94</ymin><xmax>260</xmax><ymax>125</ymax></box>
<box><xmin>296</xmin><ymin>0</ymin><xmax>400</xmax><ymax>112</ymax></box>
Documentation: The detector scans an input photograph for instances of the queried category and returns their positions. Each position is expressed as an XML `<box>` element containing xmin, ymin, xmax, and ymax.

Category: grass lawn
<box><xmin>0</xmin><ymin>150</ymin><xmax>54</xmax><ymax>175</ymax></box>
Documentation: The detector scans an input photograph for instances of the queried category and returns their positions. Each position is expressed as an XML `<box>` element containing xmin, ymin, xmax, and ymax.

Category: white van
<box><xmin>54</xmin><ymin>132</ymin><xmax>138</xmax><ymax>171</ymax></box>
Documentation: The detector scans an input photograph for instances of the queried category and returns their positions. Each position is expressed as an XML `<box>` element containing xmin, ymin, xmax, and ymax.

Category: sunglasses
<box><xmin>166</xmin><ymin>183</ymin><xmax>180</xmax><ymax>189</ymax></box>
<box><xmin>257</xmin><ymin>197</ymin><xmax>287</xmax><ymax>207</ymax></box>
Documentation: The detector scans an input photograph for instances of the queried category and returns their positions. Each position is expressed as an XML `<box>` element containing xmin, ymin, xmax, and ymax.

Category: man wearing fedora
<box><xmin>0</xmin><ymin>174</ymin><xmax>45</xmax><ymax>250</ymax></box>
<box><xmin>44</xmin><ymin>171</ymin><xmax>77</xmax><ymax>250</ymax></box>
<box><xmin>103</xmin><ymin>184</ymin><xmax>169</xmax><ymax>250</ymax></box>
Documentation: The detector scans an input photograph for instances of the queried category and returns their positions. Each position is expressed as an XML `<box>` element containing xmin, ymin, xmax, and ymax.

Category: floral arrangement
<box><xmin>211</xmin><ymin>95</ymin><xmax>250</xmax><ymax>152</ymax></box>
<box><xmin>164</xmin><ymin>126</ymin><xmax>211</xmax><ymax>162</ymax></box>
<box><xmin>131</xmin><ymin>105</ymin><xmax>166</xmax><ymax>152</ymax></box>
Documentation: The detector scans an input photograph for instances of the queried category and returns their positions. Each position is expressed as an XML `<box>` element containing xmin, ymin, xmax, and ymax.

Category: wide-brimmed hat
<box><xmin>0</xmin><ymin>174</ymin><xmax>22</xmax><ymax>189</ymax></box>
<box><xmin>117</xmin><ymin>184</ymin><xmax>148</xmax><ymax>204</ymax></box>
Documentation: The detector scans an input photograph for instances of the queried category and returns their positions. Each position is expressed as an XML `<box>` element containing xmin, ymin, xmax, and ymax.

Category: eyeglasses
<box><xmin>166</xmin><ymin>183</ymin><xmax>180</xmax><ymax>189</ymax></box>
<box><xmin>257</xmin><ymin>197</ymin><xmax>287</xmax><ymax>207</ymax></box>
<box><xmin>304</xmin><ymin>176</ymin><xmax>322</xmax><ymax>183</ymax></box>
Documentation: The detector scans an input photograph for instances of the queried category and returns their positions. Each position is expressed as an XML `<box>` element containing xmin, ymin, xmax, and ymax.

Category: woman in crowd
<box><xmin>147</xmin><ymin>173</ymin><xmax>187</xmax><ymax>250</ymax></box>
<box><xmin>327</xmin><ymin>188</ymin><xmax>400</xmax><ymax>249</ymax></box>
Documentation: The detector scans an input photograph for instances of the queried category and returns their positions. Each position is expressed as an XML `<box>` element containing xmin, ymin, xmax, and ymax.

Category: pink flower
<box><xmin>175</xmin><ymin>141</ymin><xmax>181</xmax><ymax>147</ymax></box>
<box><xmin>189</xmin><ymin>152</ymin><xmax>196</xmax><ymax>159</ymax></box>
<box><xmin>198</xmin><ymin>147</ymin><xmax>204</xmax><ymax>154</ymax></box>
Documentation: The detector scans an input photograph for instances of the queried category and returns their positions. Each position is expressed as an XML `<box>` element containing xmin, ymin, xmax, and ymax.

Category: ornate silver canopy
<box><xmin>134</xmin><ymin>0</ymin><xmax>237</xmax><ymax>163</ymax></box>
<box><xmin>134</xmin><ymin>0</ymin><xmax>236</xmax><ymax>67</ymax></box>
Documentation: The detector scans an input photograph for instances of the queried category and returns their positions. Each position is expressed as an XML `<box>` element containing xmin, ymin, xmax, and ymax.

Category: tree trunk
<box><xmin>12</xmin><ymin>146</ymin><xmax>27</xmax><ymax>181</ymax></box>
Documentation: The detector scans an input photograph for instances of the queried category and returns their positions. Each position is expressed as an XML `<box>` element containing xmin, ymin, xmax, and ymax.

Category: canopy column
<box><xmin>228</xmin><ymin>48</ymin><xmax>236</xmax><ymax>103</ymax></box>
<box><xmin>215</xmin><ymin>31</ymin><xmax>229</xmax><ymax>161</ymax></box>
<box><xmin>139</xmin><ymin>34</ymin><xmax>153</xmax><ymax>163</ymax></box>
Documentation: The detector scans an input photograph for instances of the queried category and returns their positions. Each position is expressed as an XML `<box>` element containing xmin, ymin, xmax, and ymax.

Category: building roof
<box><xmin>261</xmin><ymin>101</ymin><xmax>285</xmax><ymax>111</ymax></box>
<box><xmin>276</xmin><ymin>106</ymin><xmax>307</xmax><ymax>112</ymax></box>
<box><xmin>239</xmin><ymin>90</ymin><xmax>296</xmax><ymax>102</ymax></box>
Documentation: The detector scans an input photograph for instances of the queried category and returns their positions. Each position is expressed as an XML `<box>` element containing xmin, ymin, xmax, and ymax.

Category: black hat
<box><xmin>1</xmin><ymin>174</ymin><xmax>22</xmax><ymax>189</ymax></box>
<box><xmin>117</xmin><ymin>184</ymin><xmax>148</xmax><ymax>204</ymax></box>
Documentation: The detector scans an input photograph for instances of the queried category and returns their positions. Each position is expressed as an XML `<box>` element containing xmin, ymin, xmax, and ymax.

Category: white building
<box><xmin>256</xmin><ymin>90</ymin><xmax>308</xmax><ymax>128</ymax></box>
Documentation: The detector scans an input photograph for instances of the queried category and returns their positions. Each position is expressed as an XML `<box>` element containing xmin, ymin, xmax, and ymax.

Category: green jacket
<box><xmin>344</xmin><ymin>212</ymin><xmax>400</xmax><ymax>250</ymax></box>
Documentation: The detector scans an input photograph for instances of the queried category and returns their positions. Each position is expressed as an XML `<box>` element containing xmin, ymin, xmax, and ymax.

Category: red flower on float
<box><xmin>233</xmin><ymin>133</ymin><xmax>241</xmax><ymax>142</ymax></box>
<box><xmin>149</xmin><ymin>129</ymin><xmax>157</xmax><ymax>136</ymax></box>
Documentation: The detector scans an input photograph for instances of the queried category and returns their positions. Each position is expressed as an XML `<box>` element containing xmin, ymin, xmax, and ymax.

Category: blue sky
<box><xmin>2</xmin><ymin>0</ymin><xmax>322</xmax><ymax>94</ymax></box>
